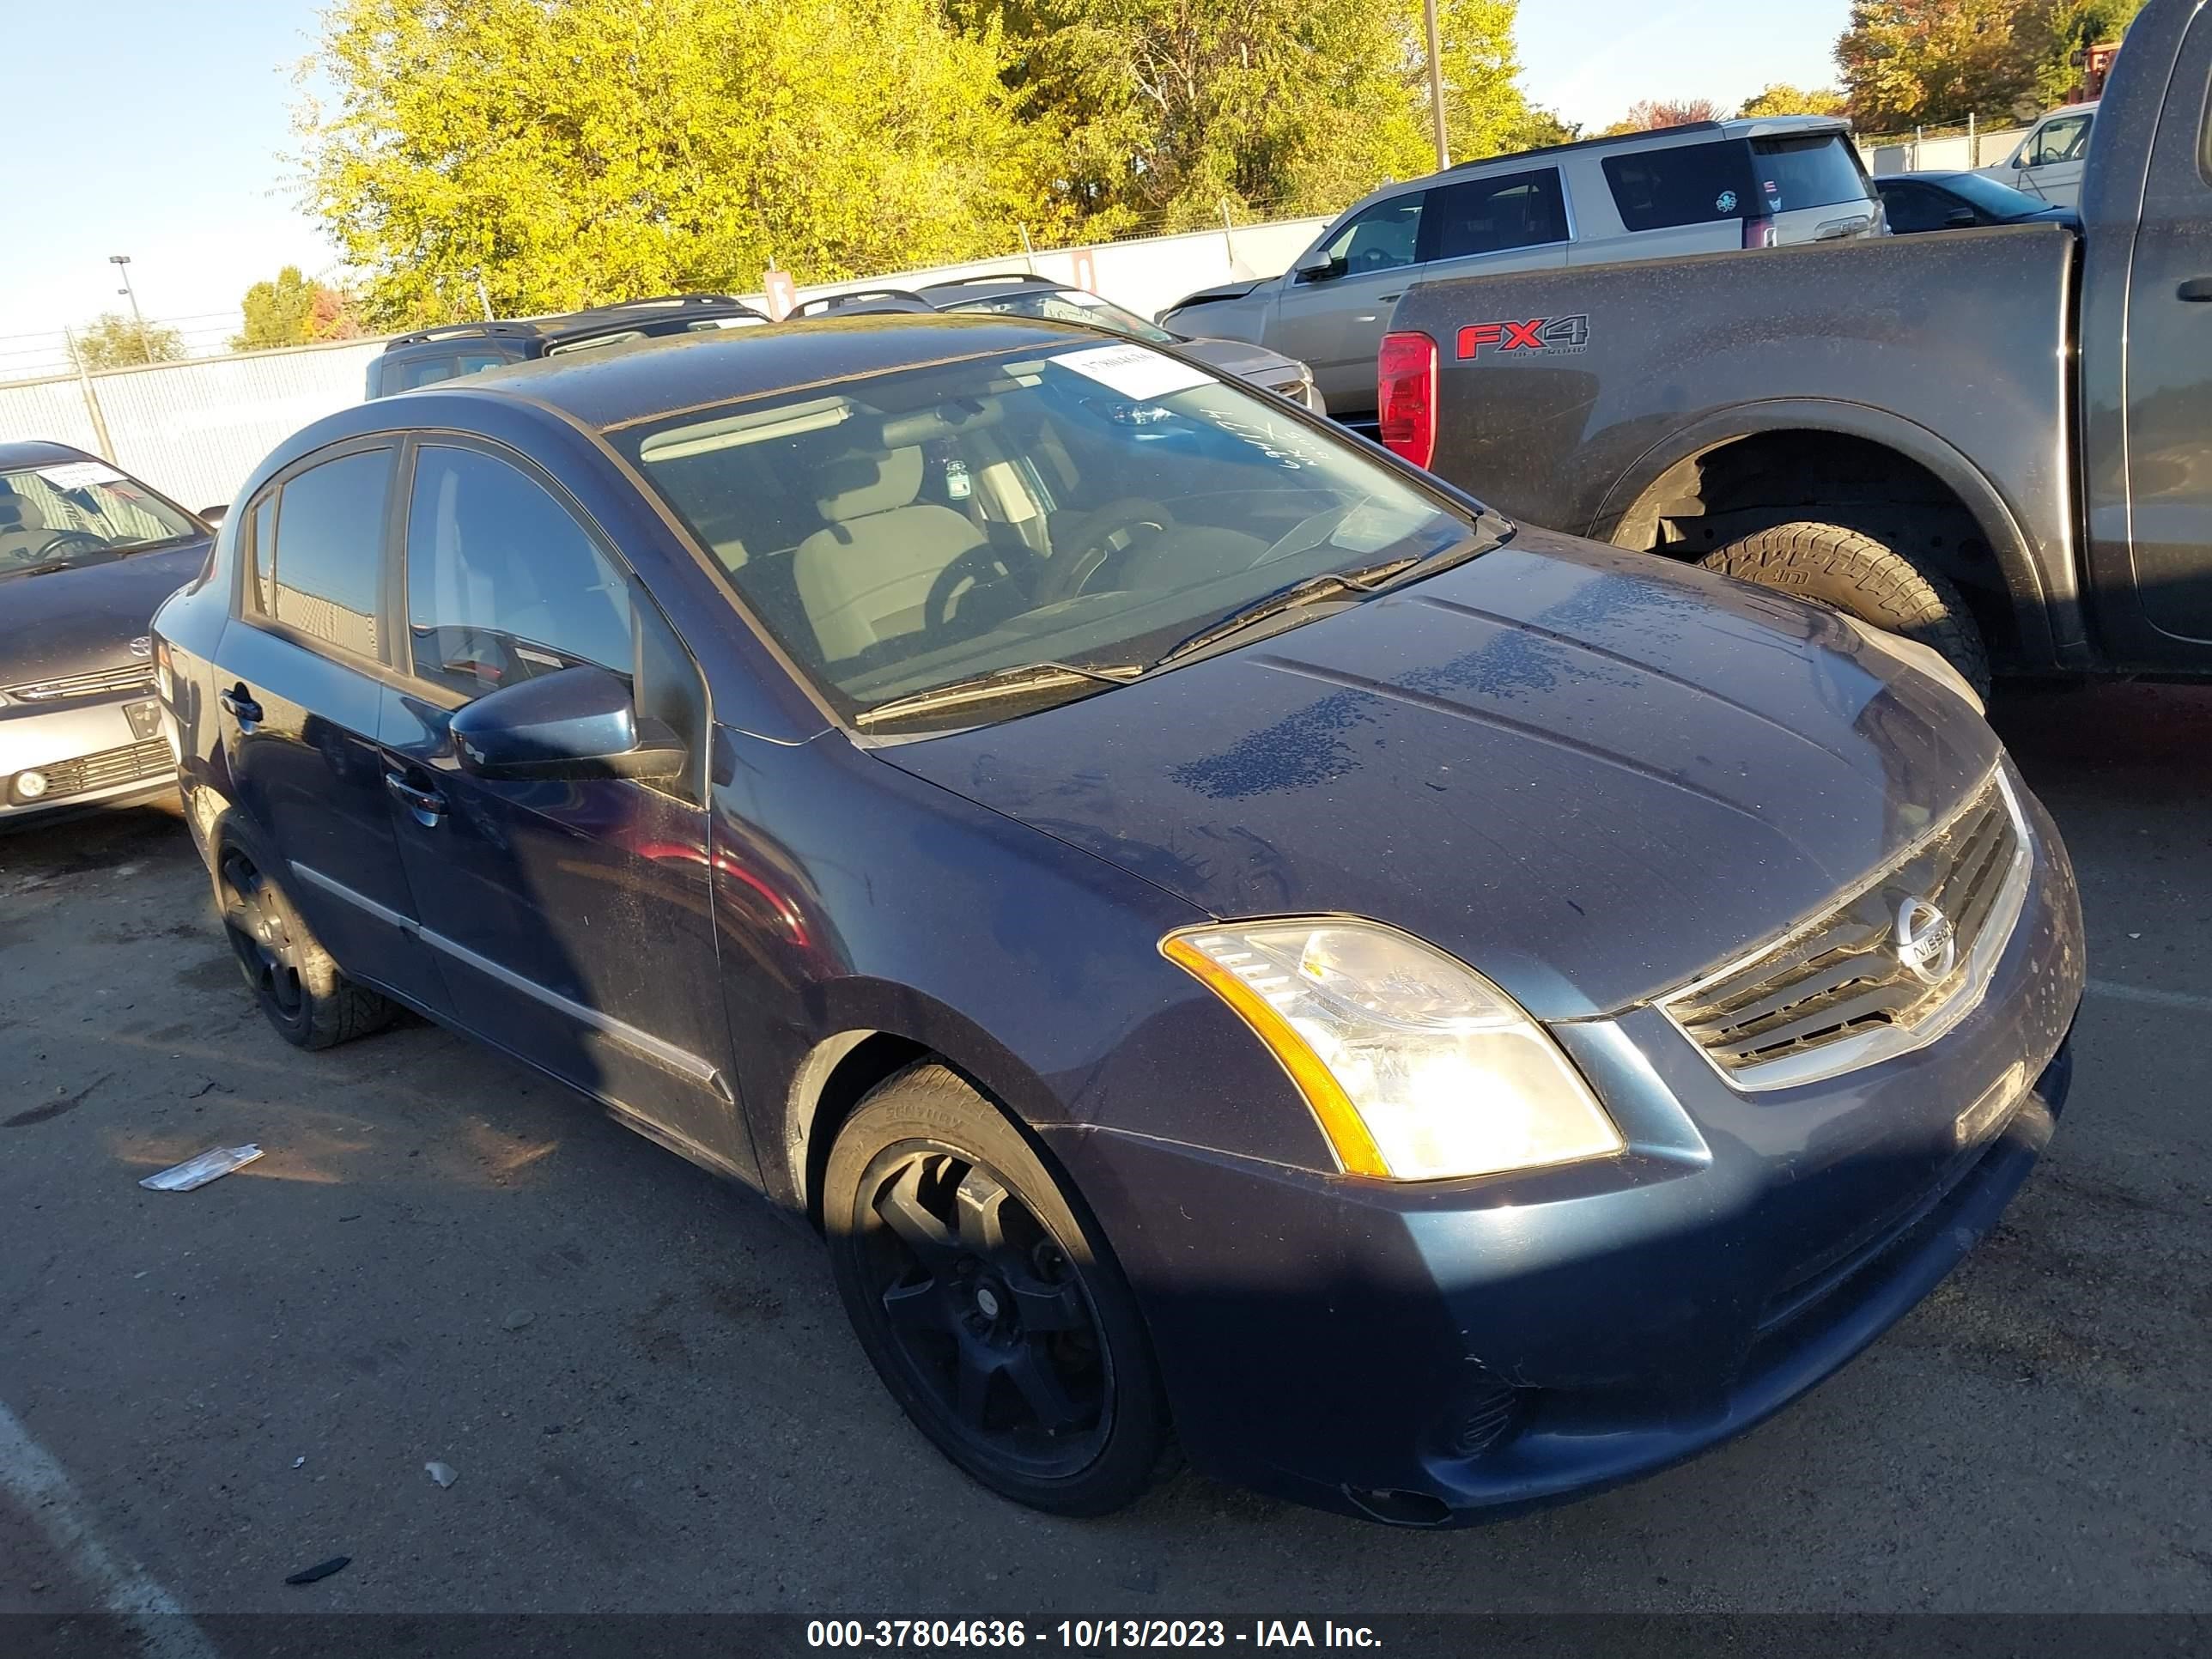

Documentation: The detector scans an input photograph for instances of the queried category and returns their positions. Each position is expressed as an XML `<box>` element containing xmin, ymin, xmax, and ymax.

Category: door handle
<box><xmin>383</xmin><ymin>769</ymin><xmax>447</xmax><ymax>824</ymax></box>
<box><xmin>218</xmin><ymin>685</ymin><xmax>262</xmax><ymax>726</ymax></box>
<box><xmin>1377</xmin><ymin>292</ymin><xmax>1403</xmax><ymax>301</ymax></box>
<box><xmin>2177</xmin><ymin>277</ymin><xmax>2212</xmax><ymax>302</ymax></box>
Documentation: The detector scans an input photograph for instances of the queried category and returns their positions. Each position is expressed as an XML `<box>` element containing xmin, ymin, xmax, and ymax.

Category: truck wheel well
<box><xmin>799</xmin><ymin>1033</ymin><xmax>933</xmax><ymax>1231</ymax></box>
<box><xmin>1615</xmin><ymin>431</ymin><xmax>2021</xmax><ymax>667</ymax></box>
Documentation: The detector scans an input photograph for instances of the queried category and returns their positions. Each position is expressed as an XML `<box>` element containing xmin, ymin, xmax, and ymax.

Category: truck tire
<box><xmin>1698</xmin><ymin>521</ymin><xmax>1991</xmax><ymax>697</ymax></box>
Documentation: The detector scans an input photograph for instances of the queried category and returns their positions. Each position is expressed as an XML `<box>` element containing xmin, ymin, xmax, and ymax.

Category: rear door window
<box><xmin>258</xmin><ymin>447</ymin><xmax>393</xmax><ymax>660</ymax></box>
<box><xmin>1602</xmin><ymin>140</ymin><xmax>1759</xmax><ymax>231</ymax></box>
<box><xmin>1421</xmin><ymin>168</ymin><xmax>1569</xmax><ymax>258</ymax></box>
<box><xmin>1750</xmin><ymin>134</ymin><xmax>1877</xmax><ymax>212</ymax></box>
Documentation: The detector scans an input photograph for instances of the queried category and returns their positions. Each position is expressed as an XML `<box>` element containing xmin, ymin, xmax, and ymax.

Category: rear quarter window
<box><xmin>1602</xmin><ymin>140</ymin><xmax>1759</xmax><ymax>231</ymax></box>
<box><xmin>1751</xmin><ymin>134</ymin><xmax>1876</xmax><ymax>212</ymax></box>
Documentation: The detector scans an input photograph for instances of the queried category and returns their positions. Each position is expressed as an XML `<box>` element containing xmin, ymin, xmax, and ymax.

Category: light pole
<box><xmin>1424</xmin><ymin>0</ymin><xmax>1450</xmax><ymax>171</ymax></box>
<box><xmin>109</xmin><ymin>254</ymin><xmax>149</xmax><ymax>363</ymax></box>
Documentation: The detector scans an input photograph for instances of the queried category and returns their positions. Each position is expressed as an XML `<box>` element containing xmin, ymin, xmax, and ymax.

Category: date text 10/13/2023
<box><xmin>806</xmin><ymin>1621</ymin><xmax>1383</xmax><ymax>1649</ymax></box>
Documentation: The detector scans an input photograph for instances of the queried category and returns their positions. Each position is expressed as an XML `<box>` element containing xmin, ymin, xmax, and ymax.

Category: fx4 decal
<box><xmin>1456</xmin><ymin>315</ymin><xmax>1590</xmax><ymax>360</ymax></box>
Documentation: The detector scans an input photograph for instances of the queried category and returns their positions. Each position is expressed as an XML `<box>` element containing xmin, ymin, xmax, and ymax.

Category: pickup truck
<box><xmin>1378</xmin><ymin>0</ymin><xmax>2210</xmax><ymax>693</ymax></box>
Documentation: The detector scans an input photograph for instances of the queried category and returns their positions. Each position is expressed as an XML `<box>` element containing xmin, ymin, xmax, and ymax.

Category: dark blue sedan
<box><xmin>154</xmin><ymin>316</ymin><xmax>2083</xmax><ymax>1526</ymax></box>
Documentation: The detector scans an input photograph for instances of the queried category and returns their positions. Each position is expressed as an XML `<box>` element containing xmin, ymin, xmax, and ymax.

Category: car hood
<box><xmin>0</xmin><ymin>544</ymin><xmax>205</xmax><ymax>687</ymax></box>
<box><xmin>883</xmin><ymin>529</ymin><xmax>2000</xmax><ymax>1020</ymax></box>
<box><xmin>1162</xmin><ymin>280</ymin><xmax>1262</xmax><ymax>314</ymax></box>
<box><xmin>1174</xmin><ymin>335</ymin><xmax>1308</xmax><ymax>383</ymax></box>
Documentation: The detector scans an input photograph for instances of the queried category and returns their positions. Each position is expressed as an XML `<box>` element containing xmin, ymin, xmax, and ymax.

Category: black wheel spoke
<box><xmin>874</xmin><ymin>1164</ymin><xmax>960</xmax><ymax>1269</ymax></box>
<box><xmin>955</xmin><ymin>1343</ymin><xmax>997</xmax><ymax>1428</ymax></box>
<box><xmin>1004</xmin><ymin>1342</ymin><xmax>1083</xmax><ymax>1432</ymax></box>
<box><xmin>1009</xmin><ymin>1278</ymin><xmax>1085</xmax><ymax>1333</ymax></box>
<box><xmin>954</xmin><ymin>1168</ymin><xmax>1010</xmax><ymax>1258</ymax></box>
<box><xmin>881</xmin><ymin>1277</ymin><xmax>949</xmax><ymax>1333</ymax></box>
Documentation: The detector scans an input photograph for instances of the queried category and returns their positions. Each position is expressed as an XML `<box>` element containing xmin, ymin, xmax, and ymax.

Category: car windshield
<box><xmin>619</xmin><ymin>340</ymin><xmax>1491</xmax><ymax>732</ymax></box>
<box><xmin>942</xmin><ymin>289</ymin><xmax>1179</xmax><ymax>345</ymax></box>
<box><xmin>1750</xmin><ymin>133</ymin><xmax>1876</xmax><ymax>212</ymax></box>
<box><xmin>0</xmin><ymin>460</ymin><xmax>200</xmax><ymax>580</ymax></box>
<box><xmin>1927</xmin><ymin>172</ymin><xmax>2051</xmax><ymax>217</ymax></box>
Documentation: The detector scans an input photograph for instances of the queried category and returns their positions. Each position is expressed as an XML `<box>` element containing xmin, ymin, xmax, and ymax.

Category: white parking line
<box><xmin>2086</xmin><ymin>977</ymin><xmax>2212</xmax><ymax>1012</ymax></box>
<box><xmin>0</xmin><ymin>1399</ymin><xmax>220</xmax><ymax>1659</ymax></box>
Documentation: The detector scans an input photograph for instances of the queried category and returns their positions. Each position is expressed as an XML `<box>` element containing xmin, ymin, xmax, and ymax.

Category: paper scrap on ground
<box><xmin>139</xmin><ymin>1146</ymin><xmax>264</xmax><ymax>1192</ymax></box>
<box><xmin>1053</xmin><ymin>342</ymin><xmax>1211</xmax><ymax>402</ymax></box>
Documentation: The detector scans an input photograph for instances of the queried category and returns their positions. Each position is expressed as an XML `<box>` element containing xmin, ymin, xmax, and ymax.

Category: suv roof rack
<box><xmin>919</xmin><ymin>272</ymin><xmax>1060</xmax><ymax>290</ymax></box>
<box><xmin>384</xmin><ymin>293</ymin><xmax>764</xmax><ymax>349</ymax></box>
<box><xmin>791</xmin><ymin>289</ymin><xmax>935</xmax><ymax>317</ymax></box>
<box><xmin>1446</xmin><ymin>119</ymin><xmax>1726</xmax><ymax>172</ymax></box>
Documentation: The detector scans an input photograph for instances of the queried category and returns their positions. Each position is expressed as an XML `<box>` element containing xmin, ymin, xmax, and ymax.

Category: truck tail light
<box><xmin>1376</xmin><ymin>331</ymin><xmax>1437</xmax><ymax>471</ymax></box>
<box><xmin>1742</xmin><ymin>216</ymin><xmax>1777</xmax><ymax>248</ymax></box>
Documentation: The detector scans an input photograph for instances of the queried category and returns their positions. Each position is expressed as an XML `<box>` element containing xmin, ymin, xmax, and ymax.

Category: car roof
<box><xmin>0</xmin><ymin>440</ymin><xmax>102</xmax><ymax>471</ymax></box>
<box><xmin>350</xmin><ymin>313</ymin><xmax>1105</xmax><ymax>434</ymax></box>
<box><xmin>914</xmin><ymin>273</ymin><xmax>1067</xmax><ymax>304</ymax></box>
<box><xmin>1875</xmin><ymin>171</ymin><xmax>1974</xmax><ymax>183</ymax></box>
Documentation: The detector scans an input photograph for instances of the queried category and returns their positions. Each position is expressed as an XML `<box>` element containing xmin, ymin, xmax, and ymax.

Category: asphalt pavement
<box><xmin>2</xmin><ymin>684</ymin><xmax>2208</xmax><ymax>1628</ymax></box>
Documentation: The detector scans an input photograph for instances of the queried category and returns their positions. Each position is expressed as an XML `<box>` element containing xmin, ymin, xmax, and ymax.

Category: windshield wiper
<box><xmin>855</xmin><ymin>659</ymin><xmax>1144</xmax><ymax>731</ymax></box>
<box><xmin>0</xmin><ymin>561</ymin><xmax>76</xmax><ymax>582</ymax></box>
<box><xmin>1150</xmin><ymin>557</ymin><xmax>1416</xmax><ymax>668</ymax></box>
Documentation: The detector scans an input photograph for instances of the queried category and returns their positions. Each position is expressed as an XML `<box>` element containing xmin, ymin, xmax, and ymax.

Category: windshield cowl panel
<box><xmin>618</xmin><ymin>341</ymin><xmax>1499</xmax><ymax>735</ymax></box>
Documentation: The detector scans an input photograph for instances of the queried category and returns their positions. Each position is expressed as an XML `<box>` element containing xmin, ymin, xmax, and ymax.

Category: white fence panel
<box><xmin>0</xmin><ymin>378</ymin><xmax>105</xmax><ymax>460</ymax></box>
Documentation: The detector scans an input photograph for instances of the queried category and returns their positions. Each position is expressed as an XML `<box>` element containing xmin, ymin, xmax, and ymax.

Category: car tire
<box><xmin>1699</xmin><ymin>521</ymin><xmax>1992</xmax><ymax>697</ymax></box>
<box><xmin>823</xmin><ymin>1062</ymin><xmax>1170</xmax><ymax>1516</ymax></box>
<box><xmin>212</xmin><ymin>825</ymin><xmax>396</xmax><ymax>1050</ymax></box>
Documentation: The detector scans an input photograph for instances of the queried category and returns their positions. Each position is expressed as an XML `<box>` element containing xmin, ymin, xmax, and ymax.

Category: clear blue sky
<box><xmin>3</xmin><ymin>0</ymin><xmax>1849</xmax><ymax>351</ymax></box>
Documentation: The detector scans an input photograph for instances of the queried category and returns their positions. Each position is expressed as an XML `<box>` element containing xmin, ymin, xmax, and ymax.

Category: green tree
<box><xmin>69</xmin><ymin>313</ymin><xmax>186</xmax><ymax>371</ymax></box>
<box><xmin>300</xmin><ymin>0</ymin><xmax>1048</xmax><ymax>326</ymax></box>
<box><xmin>1738</xmin><ymin>83</ymin><xmax>1850</xmax><ymax>118</ymax></box>
<box><xmin>955</xmin><ymin>0</ymin><xmax>1536</xmax><ymax>233</ymax></box>
<box><xmin>2032</xmin><ymin>0</ymin><xmax>2144</xmax><ymax>104</ymax></box>
<box><xmin>233</xmin><ymin>266</ymin><xmax>364</xmax><ymax>351</ymax></box>
<box><xmin>1838</xmin><ymin>0</ymin><xmax>2042</xmax><ymax>129</ymax></box>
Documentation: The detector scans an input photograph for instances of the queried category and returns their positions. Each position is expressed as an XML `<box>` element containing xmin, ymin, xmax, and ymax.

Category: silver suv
<box><xmin>1161</xmin><ymin>117</ymin><xmax>1883</xmax><ymax>425</ymax></box>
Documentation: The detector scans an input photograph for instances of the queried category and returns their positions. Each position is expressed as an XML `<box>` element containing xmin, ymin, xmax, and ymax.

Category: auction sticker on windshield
<box><xmin>37</xmin><ymin>461</ymin><xmax>125</xmax><ymax>489</ymax></box>
<box><xmin>1054</xmin><ymin>342</ymin><xmax>1212</xmax><ymax>401</ymax></box>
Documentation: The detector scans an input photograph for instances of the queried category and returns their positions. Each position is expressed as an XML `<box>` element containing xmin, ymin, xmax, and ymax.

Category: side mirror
<box><xmin>199</xmin><ymin>504</ymin><xmax>228</xmax><ymax>527</ymax></box>
<box><xmin>1291</xmin><ymin>248</ymin><xmax>1339</xmax><ymax>283</ymax></box>
<box><xmin>1945</xmin><ymin>206</ymin><xmax>1978</xmax><ymax>228</ymax></box>
<box><xmin>449</xmin><ymin>664</ymin><xmax>684</xmax><ymax>783</ymax></box>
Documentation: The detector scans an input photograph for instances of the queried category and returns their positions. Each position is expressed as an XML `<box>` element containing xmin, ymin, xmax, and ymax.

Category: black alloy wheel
<box><xmin>824</xmin><ymin>1063</ymin><xmax>1169</xmax><ymax>1515</ymax></box>
<box><xmin>856</xmin><ymin>1145</ymin><xmax>1113</xmax><ymax>1479</ymax></box>
<box><xmin>220</xmin><ymin>845</ymin><xmax>307</xmax><ymax>1022</ymax></box>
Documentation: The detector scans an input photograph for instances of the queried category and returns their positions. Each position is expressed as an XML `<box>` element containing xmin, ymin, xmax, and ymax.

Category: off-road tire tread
<box><xmin>1699</xmin><ymin>520</ymin><xmax>1991</xmax><ymax>696</ymax></box>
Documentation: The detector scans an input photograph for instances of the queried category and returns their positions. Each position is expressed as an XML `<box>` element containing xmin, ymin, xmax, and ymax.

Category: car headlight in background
<box><xmin>1162</xmin><ymin>919</ymin><xmax>1624</xmax><ymax>1181</ymax></box>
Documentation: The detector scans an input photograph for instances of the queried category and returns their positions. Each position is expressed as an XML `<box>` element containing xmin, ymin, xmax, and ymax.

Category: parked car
<box><xmin>1981</xmin><ymin>100</ymin><xmax>2097</xmax><ymax>208</ymax></box>
<box><xmin>793</xmin><ymin>274</ymin><xmax>1324</xmax><ymax>411</ymax></box>
<box><xmin>365</xmin><ymin>293</ymin><xmax>770</xmax><ymax>398</ymax></box>
<box><xmin>1160</xmin><ymin>117</ymin><xmax>1883</xmax><ymax>426</ymax></box>
<box><xmin>156</xmin><ymin>313</ymin><xmax>2081</xmax><ymax>1528</ymax></box>
<box><xmin>1</xmin><ymin>442</ymin><xmax>212</xmax><ymax>823</ymax></box>
<box><xmin>1875</xmin><ymin>170</ymin><xmax>2081</xmax><ymax>233</ymax></box>
<box><xmin>1378</xmin><ymin>0</ymin><xmax>2207</xmax><ymax>696</ymax></box>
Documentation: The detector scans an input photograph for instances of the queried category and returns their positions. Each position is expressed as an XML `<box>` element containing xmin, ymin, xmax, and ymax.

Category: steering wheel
<box><xmin>33</xmin><ymin>530</ymin><xmax>112</xmax><ymax>560</ymax></box>
<box><xmin>1034</xmin><ymin>498</ymin><xmax>1172</xmax><ymax>605</ymax></box>
<box><xmin>923</xmin><ymin>543</ymin><xmax>1036</xmax><ymax>640</ymax></box>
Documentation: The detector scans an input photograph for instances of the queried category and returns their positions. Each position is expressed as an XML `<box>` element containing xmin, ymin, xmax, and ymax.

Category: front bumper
<box><xmin>0</xmin><ymin>688</ymin><xmax>173</xmax><ymax>820</ymax></box>
<box><xmin>1046</xmin><ymin>775</ymin><xmax>2085</xmax><ymax>1526</ymax></box>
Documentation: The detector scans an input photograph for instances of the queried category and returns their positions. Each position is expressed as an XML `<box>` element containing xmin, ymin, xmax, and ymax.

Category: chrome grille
<box><xmin>1661</xmin><ymin>770</ymin><xmax>2030</xmax><ymax>1088</ymax></box>
<box><xmin>4</xmin><ymin>663</ymin><xmax>153</xmax><ymax>703</ymax></box>
<box><xmin>36</xmin><ymin>739</ymin><xmax>172</xmax><ymax>801</ymax></box>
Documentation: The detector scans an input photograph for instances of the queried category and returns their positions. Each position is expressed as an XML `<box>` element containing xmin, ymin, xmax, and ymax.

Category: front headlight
<box><xmin>1162</xmin><ymin>919</ymin><xmax>1624</xmax><ymax>1181</ymax></box>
